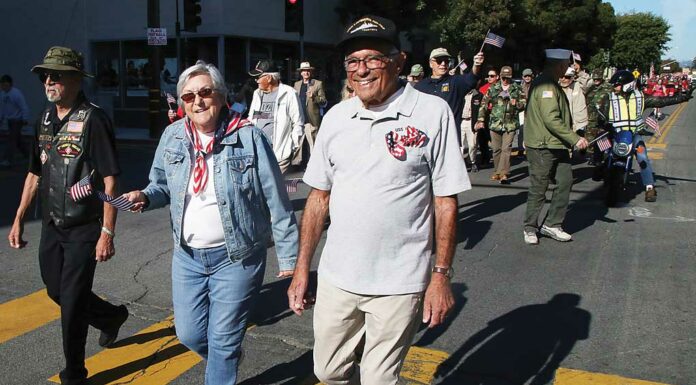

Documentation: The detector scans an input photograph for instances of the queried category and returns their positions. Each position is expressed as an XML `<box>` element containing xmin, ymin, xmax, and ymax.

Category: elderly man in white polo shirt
<box><xmin>287</xmin><ymin>15</ymin><xmax>471</xmax><ymax>385</ymax></box>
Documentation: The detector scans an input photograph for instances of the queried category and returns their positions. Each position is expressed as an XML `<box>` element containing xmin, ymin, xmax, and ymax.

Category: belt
<box><xmin>462</xmin><ymin>117</ymin><xmax>472</xmax><ymax>121</ymax></box>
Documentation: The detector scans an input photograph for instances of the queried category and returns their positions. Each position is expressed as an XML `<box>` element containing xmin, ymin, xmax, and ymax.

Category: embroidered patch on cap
<box><xmin>542</xmin><ymin>91</ymin><xmax>554</xmax><ymax>98</ymax></box>
<box><xmin>347</xmin><ymin>17</ymin><xmax>385</xmax><ymax>34</ymax></box>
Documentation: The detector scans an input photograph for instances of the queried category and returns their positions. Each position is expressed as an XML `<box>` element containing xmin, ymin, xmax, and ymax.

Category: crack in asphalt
<box><xmin>130</xmin><ymin>248</ymin><xmax>172</xmax><ymax>304</ymax></box>
<box><xmin>111</xmin><ymin>334</ymin><xmax>180</xmax><ymax>385</ymax></box>
<box><xmin>245</xmin><ymin>331</ymin><xmax>313</xmax><ymax>350</ymax></box>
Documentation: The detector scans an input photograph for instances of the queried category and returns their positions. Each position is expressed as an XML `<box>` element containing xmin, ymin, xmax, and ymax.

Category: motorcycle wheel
<box><xmin>605</xmin><ymin>167</ymin><xmax>623</xmax><ymax>207</ymax></box>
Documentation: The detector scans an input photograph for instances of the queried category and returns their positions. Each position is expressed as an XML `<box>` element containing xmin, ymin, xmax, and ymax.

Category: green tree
<box><xmin>610</xmin><ymin>12</ymin><xmax>670</xmax><ymax>72</ymax></box>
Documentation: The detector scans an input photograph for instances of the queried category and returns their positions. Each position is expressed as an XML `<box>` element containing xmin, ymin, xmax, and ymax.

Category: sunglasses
<box><xmin>431</xmin><ymin>57</ymin><xmax>449</xmax><ymax>65</ymax></box>
<box><xmin>38</xmin><ymin>72</ymin><xmax>66</xmax><ymax>83</ymax></box>
<box><xmin>487</xmin><ymin>74</ymin><xmax>497</xmax><ymax>78</ymax></box>
<box><xmin>180</xmin><ymin>88</ymin><xmax>215</xmax><ymax>103</ymax></box>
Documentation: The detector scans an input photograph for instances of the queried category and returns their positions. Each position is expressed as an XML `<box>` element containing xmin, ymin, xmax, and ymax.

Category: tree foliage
<box><xmin>609</xmin><ymin>12</ymin><xmax>670</xmax><ymax>72</ymax></box>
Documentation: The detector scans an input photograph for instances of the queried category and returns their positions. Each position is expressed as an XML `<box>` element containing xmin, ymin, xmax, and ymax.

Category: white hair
<box><xmin>176</xmin><ymin>60</ymin><xmax>228</xmax><ymax>108</ymax></box>
<box><xmin>266</xmin><ymin>72</ymin><xmax>281</xmax><ymax>83</ymax></box>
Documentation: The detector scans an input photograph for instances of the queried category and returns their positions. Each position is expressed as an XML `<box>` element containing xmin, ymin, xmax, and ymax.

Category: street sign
<box><xmin>147</xmin><ymin>28</ymin><xmax>167</xmax><ymax>46</ymax></box>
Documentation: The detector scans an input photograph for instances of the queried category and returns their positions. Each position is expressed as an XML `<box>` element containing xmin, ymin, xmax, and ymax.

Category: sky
<box><xmin>607</xmin><ymin>0</ymin><xmax>696</xmax><ymax>63</ymax></box>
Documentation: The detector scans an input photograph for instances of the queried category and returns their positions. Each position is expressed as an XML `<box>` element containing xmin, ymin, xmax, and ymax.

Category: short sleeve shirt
<box><xmin>414</xmin><ymin>72</ymin><xmax>479</xmax><ymax>132</ymax></box>
<box><xmin>303</xmin><ymin>84</ymin><xmax>471</xmax><ymax>295</ymax></box>
<box><xmin>252</xmin><ymin>90</ymin><xmax>278</xmax><ymax>145</ymax></box>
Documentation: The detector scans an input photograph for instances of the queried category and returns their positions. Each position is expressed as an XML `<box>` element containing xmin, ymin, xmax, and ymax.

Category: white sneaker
<box><xmin>540</xmin><ymin>225</ymin><xmax>572</xmax><ymax>242</ymax></box>
<box><xmin>523</xmin><ymin>230</ymin><xmax>539</xmax><ymax>245</ymax></box>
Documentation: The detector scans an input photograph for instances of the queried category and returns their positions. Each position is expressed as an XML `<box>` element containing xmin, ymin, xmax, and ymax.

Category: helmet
<box><xmin>610</xmin><ymin>70</ymin><xmax>635</xmax><ymax>86</ymax></box>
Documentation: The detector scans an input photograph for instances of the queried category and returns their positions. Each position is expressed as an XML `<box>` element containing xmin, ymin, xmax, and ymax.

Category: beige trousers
<box><xmin>313</xmin><ymin>278</ymin><xmax>423</xmax><ymax>385</ymax></box>
<box><xmin>460</xmin><ymin>118</ymin><xmax>477</xmax><ymax>163</ymax></box>
<box><xmin>292</xmin><ymin>123</ymin><xmax>319</xmax><ymax>165</ymax></box>
<box><xmin>491</xmin><ymin>130</ymin><xmax>515</xmax><ymax>176</ymax></box>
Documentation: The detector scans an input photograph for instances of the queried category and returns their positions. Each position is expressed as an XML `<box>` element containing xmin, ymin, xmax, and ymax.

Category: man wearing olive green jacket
<box><xmin>523</xmin><ymin>49</ymin><xmax>589</xmax><ymax>245</ymax></box>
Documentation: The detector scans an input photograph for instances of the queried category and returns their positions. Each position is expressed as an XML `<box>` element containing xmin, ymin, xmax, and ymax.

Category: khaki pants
<box><xmin>292</xmin><ymin>123</ymin><xmax>319</xmax><ymax>165</ymax></box>
<box><xmin>460</xmin><ymin>119</ymin><xmax>477</xmax><ymax>163</ymax></box>
<box><xmin>313</xmin><ymin>278</ymin><xmax>423</xmax><ymax>385</ymax></box>
<box><xmin>491</xmin><ymin>130</ymin><xmax>515</xmax><ymax>176</ymax></box>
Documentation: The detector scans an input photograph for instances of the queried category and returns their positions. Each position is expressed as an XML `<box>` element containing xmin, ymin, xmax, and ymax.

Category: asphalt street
<box><xmin>0</xmin><ymin>99</ymin><xmax>694</xmax><ymax>385</ymax></box>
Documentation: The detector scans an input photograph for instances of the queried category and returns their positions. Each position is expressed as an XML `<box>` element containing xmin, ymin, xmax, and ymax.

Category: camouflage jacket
<box><xmin>477</xmin><ymin>82</ymin><xmax>526</xmax><ymax>132</ymax></box>
<box><xmin>586</xmin><ymin>82</ymin><xmax>612</xmax><ymax>129</ymax></box>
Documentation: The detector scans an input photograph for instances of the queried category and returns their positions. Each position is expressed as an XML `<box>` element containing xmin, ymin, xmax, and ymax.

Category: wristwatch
<box><xmin>432</xmin><ymin>265</ymin><xmax>453</xmax><ymax>279</ymax></box>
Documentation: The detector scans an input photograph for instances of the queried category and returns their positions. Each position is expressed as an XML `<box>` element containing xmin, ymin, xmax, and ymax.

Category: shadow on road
<box><xmin>238</xmin><ymin>350</ymin><xmax>314</xmax><ymax>385</ymax></box>
<box><xmin>250</xmin><ymin>271</ymin><xmax>317</xmax><ymax>327</ymax></box>
<box><xmin>457</xmin><ymin>192</ymin><xmax>527</xmax><ymax>249</ymax></box>
<box><xmin>434</xmin><ymin>293</ymin><xmax>591</xmax><ymax>385</ymax></box>
<box><xmin>415</xmin><ymin>282</ymin><xmax>469</xmax><ymax>347</ymax></box>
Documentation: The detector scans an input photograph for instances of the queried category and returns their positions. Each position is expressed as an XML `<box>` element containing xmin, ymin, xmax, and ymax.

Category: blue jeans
<box><xmin>172</xmin><ymin>244</ymin><xmax>266</xmax><ymax>385</ymax></box>
<box><xmin>633</xmin><ymin>134</ymin><xmax>655</xmax><ymax>187</ymax></box>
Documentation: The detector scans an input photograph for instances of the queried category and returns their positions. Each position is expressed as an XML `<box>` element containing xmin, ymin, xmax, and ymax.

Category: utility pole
<box><xmin>175</xmin><ymin>0</ymin><xmax>181</xmax><ymax>78</ymax></box>
<box><xmin>148</xmin><ymin>0</ymin><xmax>162</xmax><ymax>139</ymax></box>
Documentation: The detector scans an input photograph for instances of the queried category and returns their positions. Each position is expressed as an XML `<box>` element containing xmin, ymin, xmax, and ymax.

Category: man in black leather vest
<box><xmin>7</xmin><ymin>46</ymin><xmax>128</xmax><ymax>385</ymax></box>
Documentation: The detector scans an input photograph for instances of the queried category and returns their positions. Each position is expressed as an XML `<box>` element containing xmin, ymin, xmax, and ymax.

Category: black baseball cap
<box><xmin>336</xmin><ymin>15</ymin><xmax>400</xmax><ymax>52</ymax></box>
<box><xmin>248</xmin><ymin>60</ymin><xmax>279</xmax><ymax>77</ymax></box>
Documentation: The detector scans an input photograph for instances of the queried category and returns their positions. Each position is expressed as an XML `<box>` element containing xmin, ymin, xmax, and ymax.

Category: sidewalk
<box><xmin>1</xmin><ymin>126</ymin><xmax>158</xmax><ymax>145</ymax></box>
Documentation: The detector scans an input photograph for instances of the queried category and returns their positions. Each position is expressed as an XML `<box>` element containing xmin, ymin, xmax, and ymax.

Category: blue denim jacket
<box><xmin>142</xmin><ymin>118</ymin><xmax>298</xmax><ymax>271</ymax></box>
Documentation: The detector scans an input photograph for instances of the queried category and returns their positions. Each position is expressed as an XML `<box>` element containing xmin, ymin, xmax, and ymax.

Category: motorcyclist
<box><xmin>596</xmin><ymin>70</ymin><xmax>692</xmax><ymax>202</ymax></box>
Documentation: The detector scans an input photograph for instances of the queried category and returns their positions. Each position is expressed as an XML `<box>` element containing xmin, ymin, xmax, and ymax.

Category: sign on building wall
<box><xmin>147</xmin><ymin>28</ymin><xmax>167</xmax><ymax>45</ymax></box>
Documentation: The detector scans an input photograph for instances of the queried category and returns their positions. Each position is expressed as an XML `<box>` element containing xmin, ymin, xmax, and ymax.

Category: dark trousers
<box><xmin>39</xmin><ymin>222</ymin><xmax>122</xmax><ymax>383</ymax></box>
<box><xmin>524</xmin><ymin>148</ymin><xmax>573</xmax><ymax>231</ymax></box>
<box><xmin>477</xmin><ymin>127</ymin><xmax>491</xmax><ymax>164</ymax></box>
<box><xmin>3</xmin><ymin>119</ymin><xmax>27</xmax><ymax>162</ymax></box>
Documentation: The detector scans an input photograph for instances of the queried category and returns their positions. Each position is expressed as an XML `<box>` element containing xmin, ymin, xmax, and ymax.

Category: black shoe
<box><xmin>592</xmin><ymin>166</ymin><xmax>604</xmax><ymax>181</ymax></box>
<box><xmin>99</xmin><ymin>305</ymin><xmax>128</xmax><ymax>348</ymax></box>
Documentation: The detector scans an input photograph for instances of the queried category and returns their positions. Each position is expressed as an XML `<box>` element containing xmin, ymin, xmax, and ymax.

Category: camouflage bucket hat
<box><xmin>31</xmin><ymin>46</ymin><xmax>94</xmax><ymax>77</ymax></box>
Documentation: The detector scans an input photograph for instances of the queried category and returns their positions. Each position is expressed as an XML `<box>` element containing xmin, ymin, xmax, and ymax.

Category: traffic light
<box><xmin>285</xmin><ymin>0</ymin><xmax>304</xmax><ymax>34</ymax></box>
<box><xmin>183</xmin><ymin>0</ymin><xmax>202</xmax><ymax>32</ymax></box>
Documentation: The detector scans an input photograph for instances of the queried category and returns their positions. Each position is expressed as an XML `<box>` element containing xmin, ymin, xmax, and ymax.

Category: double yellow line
<box><xmin>648</xmin><ymin>102</ymin><xmax>688</xmax><ymax>145</ymax></box>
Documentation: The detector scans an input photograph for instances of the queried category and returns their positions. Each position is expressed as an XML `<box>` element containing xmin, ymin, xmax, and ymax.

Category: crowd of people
<box><xmin>4</xmin><ymin>13</ymin><xmax>695</xmax><ymax>385</ymax></box>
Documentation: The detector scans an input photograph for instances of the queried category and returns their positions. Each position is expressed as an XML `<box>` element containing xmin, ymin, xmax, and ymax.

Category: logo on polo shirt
<box><xmin>385</xmin><ymin>126</ymin><xmax>429</xmax><ymax>161</ymax></box>
<box><xmin>441</xmin><ymin>83</ymin><xmax>450</xmax><ymax>92</ymax></box>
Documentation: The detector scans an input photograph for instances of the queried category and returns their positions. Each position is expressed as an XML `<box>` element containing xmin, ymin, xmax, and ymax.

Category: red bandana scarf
<box><xmin>184</xmin><ymin>112</ymin><xmax>251</xmax><ymax>195</ymax></box>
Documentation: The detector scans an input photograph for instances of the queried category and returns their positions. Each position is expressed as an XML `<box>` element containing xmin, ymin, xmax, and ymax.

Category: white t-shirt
<box><xmin>181</xmin><ymin>131</ymin><xmax>226</xmax><ymax>248</ymax></box>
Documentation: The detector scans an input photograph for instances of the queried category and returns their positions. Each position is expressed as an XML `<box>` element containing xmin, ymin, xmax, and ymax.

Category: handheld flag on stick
<box><xmin>595</xmin><ymin>135</ymin><xmax>612</xmax><ymax>152</ymax></box>
<box><xmin>69</xmin><ymin>171</ymin><xmax>94</xmax><ymax>202</ymax></box>
<box><xmin>572</xmin><ymin>52</ymin><xmax>581</xmax><ymax>63</ymax></box>
<box><xmin>165</xmin><ymin>92</ymin><xmax>177</xmax><ymax>110</ymax></box>
<box><xmin>645</xmin><ymin>116</ymin><xmax>661</xmax><ymax>137</ymax></box>
<box><xmin>285</xmin><ymin>178</ymin><xmax>302</xmax><ymax>194</ymax></box>
<box><xmin>480</xmin><ymin>30</ymin><xmax>505</xmax><ymax>51</ymax></box>
<box><xmin>96</xmin><ymin>191</ymin><xmax>137</xmax><ymax>211</ymax></box>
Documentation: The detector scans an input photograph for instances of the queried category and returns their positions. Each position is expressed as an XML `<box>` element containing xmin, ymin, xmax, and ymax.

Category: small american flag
<box><xmin>385</xmin><ymin>131</ymin><xmax>406</xmax><ymax>160</ymax></box>
<box><xmin>96</xmin><ymin>191</ymin><xmax>136</xmax><ymax>211</ymax></box>
<box><xmin>596</xmin><ymin>136</ymin><xmax>612</xmax><ymax>152</ymax></box>
<box><xmin>645</xmin><ymin>116</ymin><xmax>661</xmax><ymax>137</ymax></box>
<box><xmin>166</xmin><ymin>92</ymin><xmax>177</xmax><ymax>105</ymax></box>
<box><xmin>573</xmin><ymin>52</ymin><xmax>582</xmax><ymax>62</ymax></box>
<box><xmin>69</xmin><ymin>173</ymin><xmax>93</xmax><ymax>202</ymax></box>
<box><xmin>285</xmin><ymin>178</ymin><xmax>302</xmax><ymax>193</ymax></box>
<box><xmin>483</xmin><ymin>32</ymin><xmax>505</xmax><ymax>48</ymax></box>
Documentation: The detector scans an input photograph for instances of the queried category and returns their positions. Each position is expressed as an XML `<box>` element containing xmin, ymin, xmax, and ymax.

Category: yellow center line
<box><xmin>650</xmin><ymin>102</ymin><xmax>687</xmax><ymax>145</ymax></box>
<box><xmin>555</xmin><ymin>368</ymin><xmax>672</xmax><ymax>385</ymax></box>
<box><xmin>48</xmin><ymin>316</ymin><xmax>202</xmax><ymax>385</ymax></box>
<box><xmin>0</xmin><ymin>289</ymin><xmax>60</xmax><ymax>344</ymax></box>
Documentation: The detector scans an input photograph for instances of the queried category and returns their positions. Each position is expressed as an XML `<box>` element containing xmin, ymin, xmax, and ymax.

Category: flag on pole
<box><xmin>285</xmin><ymin>178</ymin><xmax>302</xmax><ymax>193</ymax></box>
<box><xmin>649</xmin><ymin>63</ymin><xmax>655</xmax><ymax>79</ymax></box>
<box><xmin>96</xmin><ymin>191</ymin><xmax>137</xmax><ymax>211</ymax></box>
<box><xmin>645</xmin><ymin>116</ymin><xmax>661</xmax><ymax>137</ymax></box>
<box><xmin>482</xmin><ymin>31</ymin><xmax>505</xmax><ymax>48</ymax></box>
<box><xmin>572</xmin><ymin>52</ymin><xmax>582</xmax><ymax>62</ymax></box>
<box><xmin>596</xmin><ymin>135</ymin><xmax>612</xmax><ymax>152</ymax></box>
<box><xmin>459</xmin><ymin>61</ymin><xmax>468</xmax><ymax>72</ymax></box>
<box><xmin>69</xmin><ymin>174</ymin><xmax>93</xmax><ymax>202</ymax></box>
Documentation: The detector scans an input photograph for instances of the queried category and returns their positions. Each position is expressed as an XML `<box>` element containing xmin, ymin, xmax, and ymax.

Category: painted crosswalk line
<box><xmin>0</xmin><ymin>289</ymin><xmax>60</xmax><ymax>344</ymax></box>
<box><xmin>554</xmin><ymin>368</ymin><xmax>673</xmax><ymax>385</ymax></box>
<box><xmin>307</xmin><ymin>346</ymin><xmax>449</xmax><ymax>385</ymax></box>
<box><xmin>48</xmin><ymin>316</ymin><xmax>202</xmax><ymax>385</ymax></box>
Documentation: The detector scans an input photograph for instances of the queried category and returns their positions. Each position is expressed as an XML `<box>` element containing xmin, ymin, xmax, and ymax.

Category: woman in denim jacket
<box><xmin>125</xmin><ymin>61</ymin><xmax>298</xmax><ymax>384</ymax></box>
